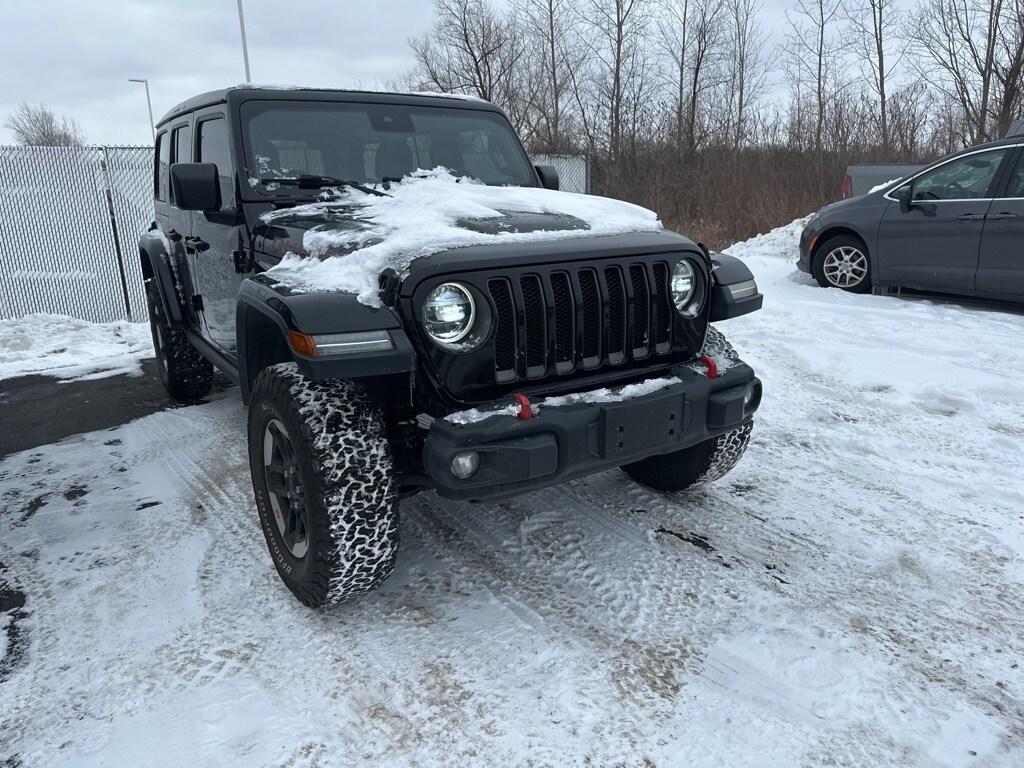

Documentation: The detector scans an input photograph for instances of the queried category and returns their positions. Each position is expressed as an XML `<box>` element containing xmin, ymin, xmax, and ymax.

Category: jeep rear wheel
<box><xmin>247</xmin><ymin>363</ymin><xmax>399</xmax><ymax>609</ymax></box>
<box><xmin>145</xmin><ymin>279</ymin><xmax>213</xmax><ymax>401</ymax></box>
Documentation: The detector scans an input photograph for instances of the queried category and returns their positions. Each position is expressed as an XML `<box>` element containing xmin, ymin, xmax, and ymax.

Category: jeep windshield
<box><xmin>240</xmin><ymin>100</ymin><xmax>538</xmax><ymax>193</ymax></box>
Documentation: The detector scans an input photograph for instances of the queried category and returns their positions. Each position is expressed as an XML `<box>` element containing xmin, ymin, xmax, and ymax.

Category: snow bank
<box><xmin>722</xmin><ymin>215</ymin><xmax>811</xmax><ymax>264</ymax></box>
<box><xmin>0</xmin><ymin>313</ymin><xmax>152</xmax><ymax>382</ymax></box>
<box><xmin>264</xmin><ymin>169</ymin><xmax>662</xmax><ymax>306</ymax></box>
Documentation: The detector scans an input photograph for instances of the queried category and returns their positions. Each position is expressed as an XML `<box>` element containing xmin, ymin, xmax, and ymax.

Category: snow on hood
<box><xmin>261</xmin><ymin>168</ymin><xmax>662</xmax><ymax>306</ymax></box>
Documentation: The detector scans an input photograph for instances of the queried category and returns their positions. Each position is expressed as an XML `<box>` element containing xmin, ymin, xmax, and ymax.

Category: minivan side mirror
<box><xmin>535</xmin><ymin>164</ymin><xmax>559</xmax><ymax>191</ymax></box>
<box><xmin>170</xmin><ymin>163</ymin><xmax>220</xmax><ymax>211</ymax></box>
<box><xmin>892</xmin><ymin>184</ymin><xmax>914</xmax><ymax>213</ymax></box>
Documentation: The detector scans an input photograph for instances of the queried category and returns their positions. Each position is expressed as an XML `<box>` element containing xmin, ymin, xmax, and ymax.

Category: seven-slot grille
<box><xmin>486</xmin><ymin>260</ymin><xmax>676</xmax><ymax>383</ymax></box>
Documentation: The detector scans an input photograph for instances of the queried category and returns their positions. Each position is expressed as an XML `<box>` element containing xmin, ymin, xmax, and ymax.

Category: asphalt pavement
<box><xmin>0</xmin><ymin>361</ymin><xmax>232</xmax><ymax>457</ymax></box>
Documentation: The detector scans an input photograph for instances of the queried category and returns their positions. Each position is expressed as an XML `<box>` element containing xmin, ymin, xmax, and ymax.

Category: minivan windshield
<box><xmin>240</xmin><ymin>100</ymin><xmax>538</xmax><ymax>192</ymax></box>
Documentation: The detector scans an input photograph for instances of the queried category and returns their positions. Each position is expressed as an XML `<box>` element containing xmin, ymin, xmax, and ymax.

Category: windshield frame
<box><xmin>236</xmin><ymin>96</ymin><xmax>540</xmax><ymax>200</ymax></box>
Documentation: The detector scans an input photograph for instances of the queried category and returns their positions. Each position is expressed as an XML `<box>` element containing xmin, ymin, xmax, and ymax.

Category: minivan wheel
<box><xmin>813</xmin><ymin>235</ymin><xmax>872</xmax><ymax>293</ymax></box>
<box><xmin>247</xmin><ymin>363</ymin><xmax>399</xmax><ymax>609</ymax></box>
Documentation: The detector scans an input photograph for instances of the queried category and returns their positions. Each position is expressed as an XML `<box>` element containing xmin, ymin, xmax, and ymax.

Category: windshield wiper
<box><xmin>259</xmin><ymin>175</ymin><xmax>389</xmax><ymax>197</ymax></box>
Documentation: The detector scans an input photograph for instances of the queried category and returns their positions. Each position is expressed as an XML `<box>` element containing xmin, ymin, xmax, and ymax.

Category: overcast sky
<box><xmin>0</xmin><ymin>0</ymin><xmax>435</xmax><ymax>145</ymax></box>
<box><xmin>0</xmin><ymin>0</ymin><xmax>795</xmax><ymax>147</ymax></box>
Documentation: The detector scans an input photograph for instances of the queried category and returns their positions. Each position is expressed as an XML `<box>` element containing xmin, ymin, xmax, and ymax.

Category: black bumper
<box><xmin>423</xmin><ymin>362</ymin><xmax>762</xmax><ymax>501</ymax></box>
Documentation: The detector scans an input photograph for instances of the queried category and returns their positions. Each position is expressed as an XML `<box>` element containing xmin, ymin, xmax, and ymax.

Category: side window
<box><xmin>170</xmin><ymin>124</ymin><xmax>192</xmax><ymax>207</ymax></box>
<box><xmin>156</xmin><ymin>130</ymin><xmax>170</xmax><ymax>201</ymax></box>
<box><xmin>912</xmin><ymin>149</ymin><xmax>1008</xmax><ymax>201</ymax></box>
<box><xmin>198</xmin><ymin>117</ymin><xmax>235</xmax><ymax>209</ymax></box>
<box><xmin>999</xmin><ymin>152</ymin><xmax>1024</xmax><ymax>198</ymax></box>
<box><xmin>171</xmin><ymin>124</ymin><xmax>192</xmax><ymax>164</ymax></box>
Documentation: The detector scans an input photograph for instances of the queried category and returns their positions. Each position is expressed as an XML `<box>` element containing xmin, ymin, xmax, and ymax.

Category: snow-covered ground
<box><xmin>0</xmin><ymin>313</ymin><xmax>151</xmax><ymax>382</ymax></box>
<box><xmin>2</xmin><ymin>220</ymin><xmax>1024</xmax><ymax>766</ymax></box>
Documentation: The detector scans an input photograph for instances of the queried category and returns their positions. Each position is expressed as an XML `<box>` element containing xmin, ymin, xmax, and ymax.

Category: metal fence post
<box><xmin>101</xmin><ymin>147</ymin><xmax>134</xmax><ymax>321</ymax></box>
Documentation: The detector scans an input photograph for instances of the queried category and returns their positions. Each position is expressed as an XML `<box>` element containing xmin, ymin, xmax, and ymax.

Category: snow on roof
<box><xmin>262</xmin><ymin>169</ymin><xmax>662</xmax><ymax>306</ymax></box>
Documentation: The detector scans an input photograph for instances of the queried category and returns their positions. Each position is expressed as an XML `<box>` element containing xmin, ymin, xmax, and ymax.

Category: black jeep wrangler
<box><xmin>139</xmin><ymin>87</ymin><xmax>763</xmax><ymax>608</ymax></box>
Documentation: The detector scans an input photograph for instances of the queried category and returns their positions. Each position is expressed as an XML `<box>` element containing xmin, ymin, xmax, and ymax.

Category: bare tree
<box><xmin>584</xmin><ymin>0</ymin><xmax>650</xmax><ymax>158</ymax></box>
<box><xmin>846</xmin><ymin>0</ymin><xmax>908</xmax><ymax>152</ymax></box>
<box><xmin>723</xmin><ymin>0</ymin><xmax>767</xmax><ymax>148</ymax></box>
<box><xmin>5</xmin><ymin>102</ymin><xmax>85</xmax><ymax>147</ymax></box>
<box><xmin>913</xmin><ymin>0</ymin><xmax>1005</xmax><ymax>144</ymax></box>
<box><xmin>992</xmin><ymin>0</ymin><xmax>1024</xmax><ymax>136</ymax></box>
<box><xmin>517</xmin><ymin>0</ymin><xmax>580</xmax><ymax>149</ymax></box>
<box><xmin>409</xmin><ymin>0</ymin><xmax>521</xmax><ymax>103</ymax></box>
<box><xmin>784</xmin><ymin>0</ymin><xmax>849</xmax><ymax>154</ymax></box>
<box><xmin>657</xmin><ymin>0</ymin><xmax>725</xmax><ymax>154</ymax></box>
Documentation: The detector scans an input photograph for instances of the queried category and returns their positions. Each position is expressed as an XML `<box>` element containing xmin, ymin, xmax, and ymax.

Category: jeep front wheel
<box><xmin>247</xmin><ymin>363</ymin><xmax>399</xmax><ymax>608</ymax></box>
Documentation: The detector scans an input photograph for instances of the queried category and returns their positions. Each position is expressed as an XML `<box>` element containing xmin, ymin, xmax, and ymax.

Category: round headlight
<box><xmin>423</xmin><ymin>282</ymin><xmax>476</xmax><ymax>345</ymax></box>
<box><xmin>671</xmin><ymin>260</ymin><xmax>701</xmax><ymax>317</ymax></box>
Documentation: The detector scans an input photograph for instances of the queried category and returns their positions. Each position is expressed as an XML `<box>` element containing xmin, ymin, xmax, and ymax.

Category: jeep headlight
<box><xmin>423</xmin><ymin>282</ymin><xmax>476</xmax><ymax>346</ymax></box>
<box><xmin>671</xmin><ymin>260</ymin><xmax>702</xmax><ymax>318</ymax></box>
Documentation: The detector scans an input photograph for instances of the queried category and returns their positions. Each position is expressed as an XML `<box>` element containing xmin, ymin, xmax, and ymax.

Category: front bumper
<box><xmin>423</xmin><ymin>361</ymin><xmax>762</xmax><ymax>501</ymax></box>
<box><xmin>798</xmin><ymin>226</ymin><xmax>814</xmax><ymax>273</ymax></box>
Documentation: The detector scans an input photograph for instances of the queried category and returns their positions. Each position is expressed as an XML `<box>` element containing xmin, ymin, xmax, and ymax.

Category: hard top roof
<box><xmin>156</xmin><ymin>85</ymin><xmax>499</xmax><ymax>128</ymax></box>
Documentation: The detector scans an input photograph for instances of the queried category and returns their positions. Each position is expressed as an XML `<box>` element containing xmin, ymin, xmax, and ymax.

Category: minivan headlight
<box><xmin>671</xmin><ymin>260</ymin><xmax>702</xmax><ymax>317</ymax></box>
<box><xmin>423</xmin><ymin>282</ymin><xmax>476</xmax><ymax>346</ymax></box>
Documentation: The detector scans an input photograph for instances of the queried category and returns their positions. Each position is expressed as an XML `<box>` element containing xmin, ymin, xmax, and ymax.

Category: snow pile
<box><xmin>722</xmin><ymin>215</ymin><xmax>810</xmax><ymax>264</ymax></box>
<box><xmin>264</xmin><ymin>169</ymin><xmax>662</xmax><ymax>306</ymax></box>
<box><xmin>0</xmin><ymin>314</ymin><xmax>152</xmax><ymax>382</ymax></box>
<box><xmin>445</xmin><ymin>403</ymin><xmax>522</xmax><ymax>425</ymax></box>
<box><xmin>541</xmin><ymin>375</ymin><xmax>680</xmax><ymax>408</ymax></box>
<box><xmin>868</xmin><ymin>177</ymin><xmax>904</xmax><ymax>194</ymax></box>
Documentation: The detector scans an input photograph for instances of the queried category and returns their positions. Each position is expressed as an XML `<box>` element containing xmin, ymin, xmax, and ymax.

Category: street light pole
<box><xmin>236</xmin><ymin>0</ymin><xmax>252</xmax><ymax>83</ymax></box>
<box><xmin>128</xmin><ymin>78</ymin><xmax>155</xmax><ymax>143</ymax></box>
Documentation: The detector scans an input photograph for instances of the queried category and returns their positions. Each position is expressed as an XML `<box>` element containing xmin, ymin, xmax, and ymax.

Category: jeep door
<box><xmin>188</xmin><ymin>112</ymin><xmax>246</xmax><ymax>353</ymax></box>
<box><xmin>876</xmin><ymin>148</ymin><xmax>1012</xmax><ymax>294</ymax></box>
<box><xmin>975</xmin><ymin>147</ymin><xmax>1024</xmax><ymax>301</ymax></box>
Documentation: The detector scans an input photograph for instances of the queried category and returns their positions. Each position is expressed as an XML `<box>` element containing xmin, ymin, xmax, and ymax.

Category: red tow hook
<box><xmin>699</xmin><ymin>355</ymin><xmax>719</xmax><ymax>379</ymax></box>
<box><xmin>513</xmin><ymin>393</ymin><xmax>534</xmax><ymax>420</ymax></box>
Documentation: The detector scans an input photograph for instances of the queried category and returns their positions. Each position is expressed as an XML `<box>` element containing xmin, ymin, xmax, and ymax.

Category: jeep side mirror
<box><xmin>892</xmin><ymin>184</ymin><xmax>914</xmax><ymax>213</ymax></box>
<box><xmin>170</xmin><ymin>163</ymin><xmax>220</xmax><ymax>211</ymax></box>
<box><xmin>535</xmin><ymin>164</ymin><xmax>559</xmax><ymax>191</ymax></box>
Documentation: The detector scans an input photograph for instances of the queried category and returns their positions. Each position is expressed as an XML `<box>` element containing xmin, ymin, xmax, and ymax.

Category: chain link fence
<box><xmin>0</xmin><ymin>146</ymin><xmax>152</xmax><ymax>323</ymax></box>
<box><xmin>0</xmin><ymin>146</ymin><xmax>590</xmax><ymax>323</ymax></box>
<box><xmin>531</xmin><ymin>153</ymin><xmax>590</xmax><ymax>194</ymax></box>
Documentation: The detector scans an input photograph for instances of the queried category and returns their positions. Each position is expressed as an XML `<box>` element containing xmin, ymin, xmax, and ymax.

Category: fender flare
<box><xmin>708</xmin><ymin>252</ymin><xmax>763</xmax><ymax>321</ymax></box>
<box><xmin>138</xmin><ymin>228</ymin><xmax>185</xmax><ymax>326</ymax></box>
<box><xmin>236</xmin><ymin>277</ymin><xmax>417</xmax><ymax>402</ymax></box>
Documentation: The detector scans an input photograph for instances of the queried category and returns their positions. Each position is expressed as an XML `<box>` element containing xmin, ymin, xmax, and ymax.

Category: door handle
<box><xmin>184</xmin><ymin>236</ymin><xmax>210</xmax><ymax>253</ymax></box>
<box><xmin>987</xmin><ymin>212</ymin><xmax>1018</xmax><ymax>220</ymax></box>
<box><xmin>957</xmin><ymin>213</ymin><xmax>986</xmax><ymax>220</ymax></box>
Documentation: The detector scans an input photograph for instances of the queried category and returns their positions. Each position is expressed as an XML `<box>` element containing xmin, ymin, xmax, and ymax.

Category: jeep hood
<box><xmin>257</xmin><ymin>168</ymin><xmax>662</xmax><ymax>307</ymax></box>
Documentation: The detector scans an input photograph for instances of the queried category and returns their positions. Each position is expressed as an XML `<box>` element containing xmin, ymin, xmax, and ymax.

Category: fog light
<box><xmin>450</xmin><ymin>451</ymin><xmax>480</xmax><ymax>479</ymax></box>
<box><xmin>744</xmin><ymin>384</ymin><xmax>755</xmax><ymax>408</ymax></box>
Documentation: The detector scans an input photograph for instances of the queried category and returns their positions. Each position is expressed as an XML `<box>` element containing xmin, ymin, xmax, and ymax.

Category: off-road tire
<box><xmin>812</xmin><ymin>234</ymin><xmax>872</xmax><ymax>293</ymax></box>
<box><xmin>145</xmin><ymin>279</ymin><xmax>213</xmax><ymax>401</ymax></box>
<box><xmin>247</xmin><ymin>363</ymin><xmax>399</xmax><ymax>609</ymax></box>
<box><xmin>622</xmin><ymin>325</ymin><xmax>752</xmax><ymax>492</ymax></box>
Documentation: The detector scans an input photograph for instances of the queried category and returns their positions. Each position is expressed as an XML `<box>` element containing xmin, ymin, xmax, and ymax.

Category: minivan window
<box><xmin>156</xmin><ymin>130</ymin><xmax>170</xmax><ymax>201</ymax></box>
<box><xmin>1000</xmin><ymin>152</ymin><xmax>1024</xmax><ymax>198</ymax></box>
<box><xmin>198</xmin><ymin>117</ymin><xmax>234</xmax><ymax>209</ymax></box>
<box><xmin>911</xmin><ymin>149</ymin><xmax>1008</xmax><ymax>201</ymax></box>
